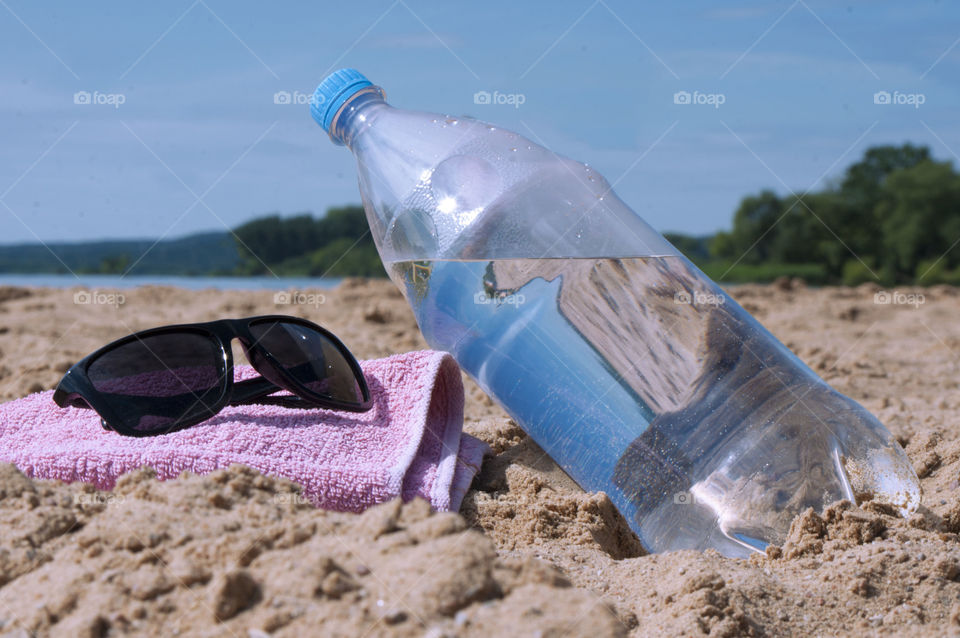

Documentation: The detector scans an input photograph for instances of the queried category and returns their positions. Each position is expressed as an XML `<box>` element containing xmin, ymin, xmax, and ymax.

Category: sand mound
<box><xmin>1</xmin><ymin>279</ymin><xmax>960</xmax><ymax>635</ymax></box>
<box><xmin>0</xmin><ymin>464</ymin><xmax>624</xmax><ymax>637</ymax></box>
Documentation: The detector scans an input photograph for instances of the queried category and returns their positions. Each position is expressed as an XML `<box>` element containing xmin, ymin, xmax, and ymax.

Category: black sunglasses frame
<box><xmin>53</xmin><ymin>315</ymin><xmax>372</xmax><ymax>437</ymax></box>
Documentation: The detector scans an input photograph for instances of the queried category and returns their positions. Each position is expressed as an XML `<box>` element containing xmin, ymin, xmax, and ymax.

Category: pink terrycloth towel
<box><xmin>0</xmin><ymin>350</ymin><xmax>488</xmax><ymax>513</ymax></box>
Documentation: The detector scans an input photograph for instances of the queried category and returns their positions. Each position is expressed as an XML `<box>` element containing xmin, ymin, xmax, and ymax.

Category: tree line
<box><xmin>231</xmin><ymin>144</ymin><xmax>960</xmax><ymax>285</ymax></box>
<box><xmin>232</xmin><ymin>205</ymin><xmax>384</xmax><ymax>277</ymax></box>
<box><xmin>670</xmin><ymin>144</ymin><xmax>960</xmax><ymax>285</ymax></box>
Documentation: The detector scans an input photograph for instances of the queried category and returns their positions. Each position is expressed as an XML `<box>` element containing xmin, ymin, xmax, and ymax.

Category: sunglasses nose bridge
<box><xmin>235</xmin><ymin>336</ymin><xmax>267</xmax><ymax>368</ymax></box>
<box><xmin>237</xmin><ymin>335</ymin><xmax>291</xmax><ymax>390</ymax></box>
<box><xmin>217</xmin><ymin>332</ymin><xmax>255</xmax><ymax>364</ymax></box>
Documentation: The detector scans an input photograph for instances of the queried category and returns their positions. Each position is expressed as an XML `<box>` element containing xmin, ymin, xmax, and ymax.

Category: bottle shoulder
<box><xmin>350</xmin><ymin>110</ymin><xmax>678</xmax><ymax>261</ymax></box>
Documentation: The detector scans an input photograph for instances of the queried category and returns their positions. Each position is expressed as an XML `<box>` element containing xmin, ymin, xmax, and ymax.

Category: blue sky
<box><xmin>1</xmin><ymin>0</ymin><xmax>958</xmax><ymax>244</ymax></box>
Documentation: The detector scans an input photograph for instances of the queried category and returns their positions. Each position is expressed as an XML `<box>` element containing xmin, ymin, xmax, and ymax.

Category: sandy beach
<box><xmin>1</xmin><ymin>278</ymin><xmax>959</xmax><ymax>636</ymax></box>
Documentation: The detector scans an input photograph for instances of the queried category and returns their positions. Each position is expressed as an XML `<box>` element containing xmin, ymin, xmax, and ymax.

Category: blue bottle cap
<box><xmin>311</xmin><ymin>69</ymin><xmax>373</xmax><ymax>134</ymax></box>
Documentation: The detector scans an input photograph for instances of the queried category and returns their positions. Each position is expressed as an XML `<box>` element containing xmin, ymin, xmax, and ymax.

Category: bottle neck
<box><xmin>329</xmin><ymin>86</ymin><xmax>387</xmax><ymax>147</ymax></box>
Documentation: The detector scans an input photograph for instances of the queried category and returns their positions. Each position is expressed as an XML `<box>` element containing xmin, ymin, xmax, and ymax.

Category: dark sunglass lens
<box><xmin>87</xmin><ymin>332</ymin><xmax>226</xmax><ymax>432</ymax></box>
<box><xmin>249</xmin><ymin>321</ymin><xmax>364</xmax><ymax>404</ymax></box>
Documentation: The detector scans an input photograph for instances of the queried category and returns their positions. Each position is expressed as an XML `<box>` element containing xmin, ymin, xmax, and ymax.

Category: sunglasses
<box><xmin>53</xmin><ymin>316</ymin><xmax>372</xmax><ymax>437</ymax></box>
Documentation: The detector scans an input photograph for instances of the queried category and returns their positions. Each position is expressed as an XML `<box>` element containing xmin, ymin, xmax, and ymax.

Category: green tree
<box><xmin>98</xmin><ymin>253</ymin><xmax>131</xmax><ymax>274</ymax></box>
<box><xmin>876</xmin><ymin>159</ymin><xmax>960</xmax><ymax>279</ymax></box>
<box><xmin>723</xmin><ymin>190</ymin><xmax>783</xmax><ymax>264</ymax></box>
<box><xmin>231</xmin><ymin>206</ymin><xmax>384</xmax><ymax>277</ymax></box>
<box><xmin>829</xmin><ymin>144</ymin><xmax>932</xmax><ymax>275</ymax></box>
<box><xmin>705</xmin><ymin>144</ymin><xmax>948</xmax><ymax>284</ymax></box>
<box><xmin>766</xmin><ymin>194</ymin><xmax>825</xmax><ymax>265</ymax></box>
<box><xmin>321</xmin><ymin>205</ymin><xmax>371</xmax><ymax>240</ymax></box>
<box><xmin>708</xmin><ymin>231</ymin><xmax>734</xmax><ymax>260</ymax></box>
<box><xmin>840</xmin><ymin>144</ymin><xmax>931</xmax><ymax>209</ymax></box>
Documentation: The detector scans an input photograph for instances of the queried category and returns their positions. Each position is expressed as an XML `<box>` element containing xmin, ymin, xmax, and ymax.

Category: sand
<box><xmin>0</xmin><ymin>277</ymin><xmax>959</xmax><ymax>636</ymax></box>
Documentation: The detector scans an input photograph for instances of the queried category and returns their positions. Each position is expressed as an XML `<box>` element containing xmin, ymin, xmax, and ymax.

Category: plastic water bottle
<box><xmin>311</xmin><ymin>69</ymin><xmax>921</xmax><ymax>557</ymax></box>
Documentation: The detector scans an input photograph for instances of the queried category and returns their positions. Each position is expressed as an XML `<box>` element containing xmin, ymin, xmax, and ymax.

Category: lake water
<box><xmin>0</xmin><ymin>274</ymin><xmax>344</xmax><ymax>290</ymax></box>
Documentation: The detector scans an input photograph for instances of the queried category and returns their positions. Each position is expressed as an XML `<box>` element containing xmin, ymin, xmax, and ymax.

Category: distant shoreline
<box><xmin>0</xmin><ymin>273</ymin><xmax>344</xmax><ymax>291</ymax></box>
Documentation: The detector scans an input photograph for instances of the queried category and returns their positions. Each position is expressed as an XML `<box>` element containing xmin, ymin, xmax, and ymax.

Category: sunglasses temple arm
<box><xmin>228</xmin><ymin>377</ymin><xmax>312</xmax><ymax>408</ymax></box>
<box><xmin>230</xmin><ymin>377</ymin><xmax>324</xmax><ymax>408</ymax></box>
<box><xmin>229</xmin><ymin>377</ymin><xmax>282</xmax><ymax>404</ymax></box>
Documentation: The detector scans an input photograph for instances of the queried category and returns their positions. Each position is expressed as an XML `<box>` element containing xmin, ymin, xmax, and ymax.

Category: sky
<box><xmin>1</xmin><ymin>0</ymin><xmax>958</xmax><ymax>245</ymax></box>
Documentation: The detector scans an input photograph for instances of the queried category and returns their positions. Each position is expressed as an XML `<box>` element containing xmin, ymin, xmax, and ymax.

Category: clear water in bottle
<box><xmin>389</xmin><ymin>255</ymin><xmax>920</xmax><ymax>556</ymax></box>
<box><xmin>311</xmin><ymin>68</ymin><xmax>922</xmax><ymax>558</ymax></box>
